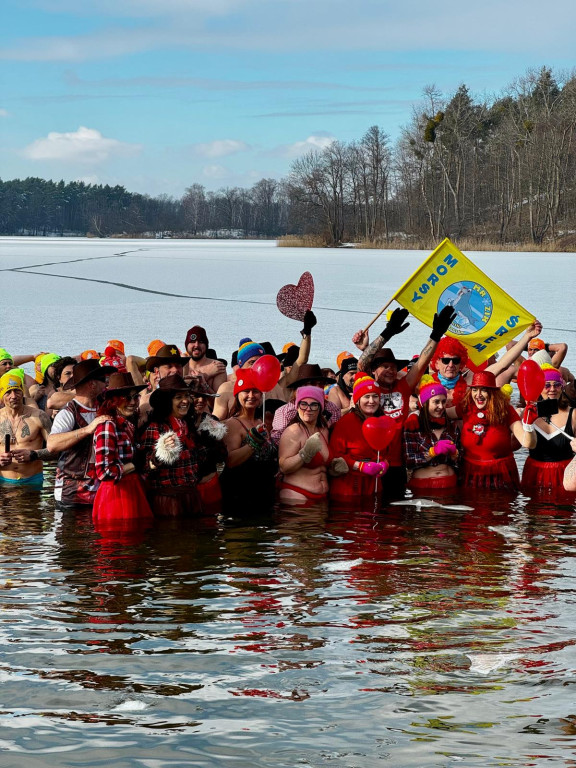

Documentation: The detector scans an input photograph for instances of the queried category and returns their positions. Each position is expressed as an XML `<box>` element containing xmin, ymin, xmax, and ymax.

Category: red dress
<box><xmin>457</xmin><ymin>403</ymin><xmax>520</xmax><ymax>490</ymax></box>
<box><xmin>328</xmin><ymin>411</ymin><xmax>380</xmax><ymax>499</ymax></box>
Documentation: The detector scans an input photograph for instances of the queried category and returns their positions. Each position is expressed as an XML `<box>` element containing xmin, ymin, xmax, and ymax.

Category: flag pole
<box><xmin>362</xmin><ymin>296</ymin><xmax>395</xmax><ymax>334</ymax></box>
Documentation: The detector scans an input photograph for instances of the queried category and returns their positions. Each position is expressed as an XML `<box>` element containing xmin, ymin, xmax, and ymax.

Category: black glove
<box><xmin>301</xmin><ymin>310</ymin><xmax>317</xmax><ymax>337</ymax></box>
<box><xmin>380</xmin><ymin>308</ymin><xmax>410</xmax><ymax>343</ymax></box>
<box><xmin>430</xmin><ymin>306</ymin><xmax>457</xmax><ymax>342</ymax></box>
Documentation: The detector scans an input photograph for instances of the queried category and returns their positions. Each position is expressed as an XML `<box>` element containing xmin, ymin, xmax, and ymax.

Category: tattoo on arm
<box><xmin>358</xmin><ymin>336</ymin><xmax>384</xmax><ymax>372</ymax></box>
<box><xmin>39</xmin><ymin>411</ymin><xmax>53</xmax><ymax>431</ymax></box>
<box><xmin>36</xmin><ymin>448</ymin><xmax>53</xmax><ymax>461</ymax></box>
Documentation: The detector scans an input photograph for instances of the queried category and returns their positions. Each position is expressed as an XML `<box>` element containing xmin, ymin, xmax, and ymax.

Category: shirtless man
<box><xmin>183</xmin><ymin>326</ymin><xmax>227</xmax><ymax>393</ymax></box>
<box><xmin>0</xmin><ymin>373</ymin><xmax>53</xmax><ymax>489</ymax></box>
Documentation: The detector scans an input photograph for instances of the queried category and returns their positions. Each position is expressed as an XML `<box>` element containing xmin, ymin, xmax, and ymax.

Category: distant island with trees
<box><xmin>1</xmin><ymin>67</ymin><xmax>574</xmax><ymax>251</ymax></box>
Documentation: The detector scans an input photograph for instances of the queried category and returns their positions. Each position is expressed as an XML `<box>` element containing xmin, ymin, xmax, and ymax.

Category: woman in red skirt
<box><xmin>92</xmin><ymin>372</ymin><xmax>152</xmax><ymax>524</ymax></box>
<box><xmin>451</xmin><ymin>371</ymin><xmax>536</xmax><ymax>491</ymax></box>
<box><xmin>522</xmin><ymin>364</ymin><xmax>576</xmax><ymax>496</ymax></box>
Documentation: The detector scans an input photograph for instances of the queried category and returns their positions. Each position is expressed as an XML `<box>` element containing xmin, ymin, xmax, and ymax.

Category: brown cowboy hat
<box><xmin>102</xmin><ymin>372</ymin><xmax>147</xmax><ymax>398</ymax></box>
<box><xmin>145</xmin><ymin>344</ymin><xmax>188</xmax><ymax>372</ymax></box>
<box><xmin>287</xmin><ymin>363</ymin><xmax>332</xmax><ymax>389</ymax></box>
<box><xmin>370</xmin><ymin>348</ymin><xmax>410</xmax><ymax>372</ymax></box>
<box><xmin>149</xmin><ymin>373</ymin><xmax>191</xmax><ymax>409</ymax></box>
<box><xmin>63</xmin><ymin>359</ymin><xmax>116</xmax><ymax>391</ymax></box>
<box><xmin>187</xmin><ymin>375</ymin><xmax>219</xmax><ymax>398</ymax></box>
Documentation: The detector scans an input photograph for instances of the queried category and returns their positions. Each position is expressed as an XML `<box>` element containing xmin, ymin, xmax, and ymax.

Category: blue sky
<box><xmin>2</xmin><ymin>0</ymin><xmax>574</xmax><ymax>198</ymax></box>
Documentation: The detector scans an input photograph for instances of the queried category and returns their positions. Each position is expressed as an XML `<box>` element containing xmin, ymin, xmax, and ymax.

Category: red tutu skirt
<box><xmin>461</xmin><ymin>454</ymin><xmax>519</xmax><ymax>491</ymax></box>
<box><xmin>522</xmin><ymin>457</ymin><xmax>571</xmax><ymax>490</ymax></box>
<box><xmin>409</xmin><ymin>473</ymin><xmax>458</xmax><ymax>493</ymax></box>
<box><xmin>197</xmin><ymin>473</ymin><xmax>222</xmax><ymax>507</ymax></box>
<box><xmin>93</xmin><ymin>473</ymin><xmax>153</xmax><ymax>523</ymax></box>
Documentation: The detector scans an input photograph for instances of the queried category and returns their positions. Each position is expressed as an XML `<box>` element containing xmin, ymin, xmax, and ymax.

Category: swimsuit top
<box><xmin>530</xmin><ymin>407</ymin><xmax>575</xmax><ymax>462</ymax></box>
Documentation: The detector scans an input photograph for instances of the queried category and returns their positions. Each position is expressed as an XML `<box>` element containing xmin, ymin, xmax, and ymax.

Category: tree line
<box><xmin>1</xmin><ymin>67</ymin><xmax>575</xmax><ymax>247</ymax></box>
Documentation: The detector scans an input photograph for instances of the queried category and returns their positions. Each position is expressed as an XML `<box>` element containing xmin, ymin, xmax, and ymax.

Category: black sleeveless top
<box><xmin>529</xmin><ymin>407</ymin><xmax>575</xmax><ymax>462</ymax></box>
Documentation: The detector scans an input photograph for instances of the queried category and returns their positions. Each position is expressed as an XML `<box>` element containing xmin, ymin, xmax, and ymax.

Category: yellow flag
<box><xmin>393</xmin><ymin>238</ymin><xmax>535</xmax><ymax>365</ymax></box>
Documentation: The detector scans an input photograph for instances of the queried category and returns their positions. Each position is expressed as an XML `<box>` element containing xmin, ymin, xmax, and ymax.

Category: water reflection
<box><xmin>0</xmin><ymin>487</ymin><xmax>574</xmax><ymax>765</ymax></box>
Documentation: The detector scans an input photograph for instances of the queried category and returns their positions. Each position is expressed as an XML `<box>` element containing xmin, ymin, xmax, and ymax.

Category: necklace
<box><xmin>6</xmin><ymin>414</ymin><xmax>24</xmax><ymax>445</ymax></box>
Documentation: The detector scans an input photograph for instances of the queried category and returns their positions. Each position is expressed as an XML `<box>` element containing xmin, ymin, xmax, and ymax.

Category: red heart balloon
<box><xmin>276</xmin><ymin>272</ymin><xmax>315</xmax><ymax>321</ymax></box>
<box><xmin>517</xmin><ymin>359</ymin><xmax>546</xmax><ymax>402</ymax></box>
<box><xmin>362</xmin><ymin>415</ymin><xmax>399</xmax><ymax>452</ymax></box>
<box><xmin>251</xmin><ymin>355</ymin><xmax>281</xmax><ymax>393</ymax></box>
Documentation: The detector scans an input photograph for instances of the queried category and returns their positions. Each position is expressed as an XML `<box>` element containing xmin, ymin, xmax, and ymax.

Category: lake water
<box><xmin>0</xmin><ymin>237</ymin><xmax>575</xmax><ymax>767</ymax></box>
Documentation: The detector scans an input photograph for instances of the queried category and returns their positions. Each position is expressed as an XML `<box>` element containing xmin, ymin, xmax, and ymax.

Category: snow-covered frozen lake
<box><xmin>1</xmin><ymin>237</ymin><xmax>574</xmax><ymax>371</ymax></box>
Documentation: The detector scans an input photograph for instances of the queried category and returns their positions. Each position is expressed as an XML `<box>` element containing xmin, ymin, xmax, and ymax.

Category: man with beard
<box><xmin>183</xmin><ymin>326</ymin><xmax>227</xmax><ymax>393</ymax></box>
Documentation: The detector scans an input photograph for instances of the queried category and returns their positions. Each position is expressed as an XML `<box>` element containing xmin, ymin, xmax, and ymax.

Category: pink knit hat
<box><xmin>541</xmin><ymin>364</ymin><xmax>564</xmax><ymax>385</ymax></box>
<box><xmin>419</xmin><ymin>380</ymin><xmax>447</xmax><ymax>405</ymax></box>
<box><xmin>296</xmin><ymin>386</ymin><xmax>325</xmax><ymax>409</ymax></box>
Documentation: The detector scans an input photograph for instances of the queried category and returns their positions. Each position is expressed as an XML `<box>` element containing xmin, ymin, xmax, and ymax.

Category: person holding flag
<box><xmin>354</xmin><ymin>305</ymin><xmax>457</xmax><ymax>500</ymax></box>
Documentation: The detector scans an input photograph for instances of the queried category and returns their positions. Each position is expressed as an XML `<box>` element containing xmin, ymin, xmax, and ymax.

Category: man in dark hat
<box><xmin>355</xmin><ymin>306</ymin><xmax>457</xmax><ymax>500</ymax></box>
<box><xmin>183</xmin><ymin>325</ymin><xmax>227</xmax><ymax>394</ymax></box>
<box><xmin>47</xmin><ymin>359</ymin><xmax>115</xmax><ymax>507</ymax></box>
<box><xmin>145</xmin><ymin>344</ymin><xmax>187</xmax><ymax>384</ymax></box>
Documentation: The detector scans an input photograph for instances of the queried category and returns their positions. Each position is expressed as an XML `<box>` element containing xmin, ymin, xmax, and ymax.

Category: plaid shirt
<box><xmin>139</xmin><ymin>419</ymin><xmax>198</xmax><ymax>489</ymax></box>
<box><xmin>271</xmin><ymin>400</ymin><xmax>341</xmax><ymax>445</ymax></box>
<box><xmin>94</xmin><ymin>416</ymin><xmax>135</xmax><ymax>482</ymax></box>
<box><xmin>403</xmin><ymin>422</ymin><xmax>461</xmax><ymax>471</ymax></box>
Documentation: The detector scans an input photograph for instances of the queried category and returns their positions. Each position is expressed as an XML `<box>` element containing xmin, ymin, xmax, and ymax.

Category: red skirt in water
<box><xmin>197</xmin><ymin>473</ymin><xmax>222</xmax><ymax>507</ymax></box>
<box><xmin>93</xmin><ymin>473</ymin><xmax>153</xmax><ymax>523</ymax></box>
<box><xmin>409</xmin><ymin>473</ymin><xmax>458</xmax><ymax>495</ymax></box>
<box><xmin>522</xmin><ymin>457</ymin><xmax>572</xmax><ymax>496</ymax></box>
<box><xmin>461</xmin><ymin>454</ymin><xmax>519</xmax><ymax>491</ymax></box>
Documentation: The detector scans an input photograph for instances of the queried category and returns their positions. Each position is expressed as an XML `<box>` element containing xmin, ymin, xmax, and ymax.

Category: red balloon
<box><xmin>517</xmin><ymin>359</ymin><xmax>545</xmax><ymax>402</ymax></box>
<box><xmin>251</xmin><ymin>355</ymin><xmax>281</xmax><ymax>393</ymax></box>
<box><xmin>362</xmin><ymin>415</ymin><xmax>399</xmax><ymax>453</ymax></box>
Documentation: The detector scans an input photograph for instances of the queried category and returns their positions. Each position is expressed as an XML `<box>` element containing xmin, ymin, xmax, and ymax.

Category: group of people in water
<box><xmin>1</xmin><ymin>304</ymin><xmax>575</xmax><ymax>526</ymax></box>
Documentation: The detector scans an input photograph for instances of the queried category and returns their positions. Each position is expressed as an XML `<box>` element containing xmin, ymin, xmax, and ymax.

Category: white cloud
<box><xmin>269</xmin><ymin>134</ymin><xmax>335</xmax><ymax>159</ymax></box>
<box><xmin>194</xmin><ymin>139</ymin><xmax>250</xmax><ymax>158</ymax></box>
<box><xmin>23</xmin><ymin>126</ymin><xmax>142</xmax><ymax>164</ymax></box>
<box><xmin>202</xmin><ymin>164</ymin><xmax>229</xmax><ymax>179</ymax></box>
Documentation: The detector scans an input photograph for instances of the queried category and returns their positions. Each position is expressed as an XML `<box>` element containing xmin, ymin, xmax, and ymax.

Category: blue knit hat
<box><xmin>237</xmin><ymin>339</ymin><xmax>265</xmax><ymax>368</ymax></box>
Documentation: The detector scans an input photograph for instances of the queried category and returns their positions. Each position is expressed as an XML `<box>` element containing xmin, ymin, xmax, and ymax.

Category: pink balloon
<box><xmin>517</xmin><ymin>359</ymin><xmax>545</xmax><ymax>402</ymax></box>
<box><xmin>362</xmin><ymin>415</ymin><xmax>399</xmax><ymax>453</ymax></box>
<box><xmin>251</xmin><ymin>355</ymin><xmax>281</xmax><ymax>393</ymax></box>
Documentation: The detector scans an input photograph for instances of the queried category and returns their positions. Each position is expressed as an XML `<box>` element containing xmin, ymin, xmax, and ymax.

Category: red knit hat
<box><xmin>470</xmin><ymin>371</ymin><xmax>498</xmax><ymax>388</ymax></box>
<box><xmin>233</xmin><ymin>369</ymin><xmax>261</xmax><ymax>395</ymax></box>
<box><xmin>352</xmin><ymin>372</ymin><xmax>381</xmax><ymax>404</ymax></box>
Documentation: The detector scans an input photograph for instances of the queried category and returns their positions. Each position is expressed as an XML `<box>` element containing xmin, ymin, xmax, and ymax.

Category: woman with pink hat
<box><xmin>328</xmin><ymin>373</ymin><xmax>389</xmax><ymax>503</ymax></box>
<box><xmin>450</xmin><ymin>371</ymin><xmax>536</xmax><ymax>491</ymax></box>
<box><xmin>278</xmin><ymin>386</ymin><xmax>331</xmax><ymax>505</ymax></box>
<box><xmin>521</xmin><ymin>364</ymin><xmax>576</xmax><ymax>496</ymax></box>
<box><xmin>403</xmin><ymin>375</ymin><xmax>460</xmax><ymax>494</ymax></box>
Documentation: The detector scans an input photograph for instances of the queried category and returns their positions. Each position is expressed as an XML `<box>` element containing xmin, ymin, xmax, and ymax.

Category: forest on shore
<box><xmin>1</xmin><ymin>67</ymin><xmax>575</xmax><ymax>250</ymax></box>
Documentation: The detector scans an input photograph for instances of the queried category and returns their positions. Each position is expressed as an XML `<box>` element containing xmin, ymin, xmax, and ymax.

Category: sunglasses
<box><xmin>125</xmin><ymin>392</ymin><xmax>141</xmax><ymax>402</ymax></box>
<box><xmin>298</xmin><ymin>401</ymin><xmax>321</xmax><ymax>411</ymax></box>
<box><xmin>440</xmin><ymin>357</ymin><xmax>461</xmax><ymax>365</ymax></box>
<box><xmin>544</xmin><ymin>381</ymin><xmax>562</xmax><ymax>389</ymax></box>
